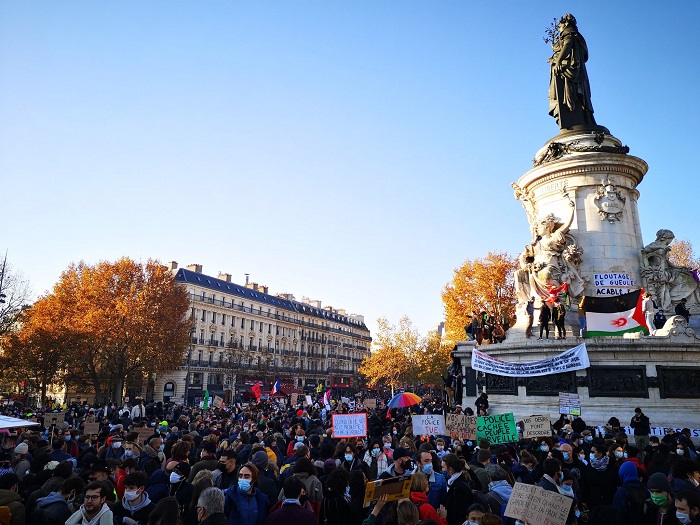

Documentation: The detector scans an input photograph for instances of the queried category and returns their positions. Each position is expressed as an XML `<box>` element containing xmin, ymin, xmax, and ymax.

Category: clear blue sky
<box><xmin>2</xmin><ymin>2</ymin><xmax>699</xmax><ymax>338</ymax></box>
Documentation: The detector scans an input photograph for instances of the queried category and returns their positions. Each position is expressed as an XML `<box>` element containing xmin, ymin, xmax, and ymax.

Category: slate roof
<box><xmin>175</xmin><ymin>268</ymin><xmax>368</xmax><ymax>331</ymax></box>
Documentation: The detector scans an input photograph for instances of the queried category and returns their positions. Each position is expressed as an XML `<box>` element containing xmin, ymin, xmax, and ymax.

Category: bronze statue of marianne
<box><xmin>548</xmin><ymin>14</ymin><xmax>600</xmax><ymax>131</ymax></box>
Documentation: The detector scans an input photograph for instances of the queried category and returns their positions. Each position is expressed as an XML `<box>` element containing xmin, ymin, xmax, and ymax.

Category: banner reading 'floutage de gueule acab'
<box><xmin>471</xmin><ymin>344</ymin><xmax>590</xmax><ymax>377</ymax></box>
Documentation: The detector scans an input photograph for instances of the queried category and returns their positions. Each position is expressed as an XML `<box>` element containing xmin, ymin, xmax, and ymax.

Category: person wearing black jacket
<box><xmin>538</xmin><ymin>304</ymin><xmax>551</xmax><ymax>339</ymax></box>
<box><xmin>630</xmin><ymin>407</ymin><xmax>651</xmax><ymax>456</ymax></box>
<box><xmin>441</xmin><ymin>453</ymin><xmax>474</xmax><ymax>525</ymax></box>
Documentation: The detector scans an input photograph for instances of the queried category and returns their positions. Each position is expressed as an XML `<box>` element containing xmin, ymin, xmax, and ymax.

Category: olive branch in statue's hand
<box><xmin>543</xmin><ymin>17</ymin><xmax>559</xmax><ymax>45</ymax></box>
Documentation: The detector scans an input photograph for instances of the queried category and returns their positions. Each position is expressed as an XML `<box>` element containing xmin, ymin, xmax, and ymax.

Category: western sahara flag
<box><xmin>583</xmin><ymin>289</ymin><xmax>649</xmax><ymax>337</ymax></box>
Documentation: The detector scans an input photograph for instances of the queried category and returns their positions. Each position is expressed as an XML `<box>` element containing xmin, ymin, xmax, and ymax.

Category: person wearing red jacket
<box><xmin>409</xmin><ymin>471</ymin><xmax>447</xmax><ymax>525</ymax></box>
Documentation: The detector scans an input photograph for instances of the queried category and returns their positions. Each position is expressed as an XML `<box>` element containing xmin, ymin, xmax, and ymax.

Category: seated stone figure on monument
<box><xmin>547</xmin><ymin>13</ymin><xmax>605</xmax><ymax>132</ymax></box>
<box><xmin>641</xmin><ymin>229</ymin><xmax>700</xmax><ymax>314</ymax></box>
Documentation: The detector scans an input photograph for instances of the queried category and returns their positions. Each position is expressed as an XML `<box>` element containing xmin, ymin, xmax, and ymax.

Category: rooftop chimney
<box><xmin>218</xmin><ymin>272</ymin><xmax>232</xmax><ymax>282</ymax></box>
<box><xmin>245</xmin><ymin>273</ymin><xmax>250</xmax><ymax>285</ymax></box>
<box><xmin>186</xmin><ymin>264</ymin><xmax>203</xmax><ymax>273</ymax></box>
<box><xmin>168</xmin><ymin>261</ymin><xmax>178</xmax><ymax>270</ymax></box>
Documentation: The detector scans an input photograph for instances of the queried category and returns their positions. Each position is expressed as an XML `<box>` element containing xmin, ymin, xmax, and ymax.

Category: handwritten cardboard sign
<box><xmin>363</xmin><ymin>474</ymin><xmax>413</xmax><ymax>508</ymax></box>
<box><xmin>305</xmin><ymin>395</ymin><xmax>313</xmax><ymax>406</ymax></box>
<box><xmin>332</xmin><ymin>413</ymin><xmax>368</xmax><ymax>438</ymax></box>
<box><xmin>82</xmin><ymin>422</ymin><xmax>100</xmax><ymax>436</ymax></box>
<box><xmin>504</xmin><ymin>482</ymin><xmax>573</xmax><ymax>525</ymax></box>
<box><xmin>212</xmin><ymin>396</ymin><xmax>224</xmax><ymax>408</ymax></box>
<box><xmin>135</xmin><ymin>427</ymin><xmax>155</xmax><ymax>445</ymax></box>
<box><xmin>46</xmin><ymin>412</ymin><xmax>65</xmax><ymax>428</ymax></box>
<box><xmin>445</xmin><ymin>414</ymin><xmax>477</xmax><ymax>440</ymax></box>
<box><xmin>522</xmin><ymin>415</ymin><xmax>552</xmax><ymax>438</ymax></box>
<box><xmin>364</xmin><ymin>399</ymin><xmax>377</xmax><ymax>409</ymax></box>
<box><xmin>476</xmin><ymin>413</ymin><xmax>518</xmax><ymax>444</ymax></box>
<box><xmin>411</xmin><ymin>414</ymin><xmax>446</xmax><ymax>437</ymax></box>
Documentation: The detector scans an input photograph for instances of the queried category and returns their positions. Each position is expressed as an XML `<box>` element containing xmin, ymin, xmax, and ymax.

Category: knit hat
<box><xmin>323</xmin><ymin>458</ymin><xmax>337</xmax><ymax>474</ymax></box>
<box><xmin>393</xmin><ymin>447</ymin><xmax>411</xmax><ymax>461</ymax></box>
<box><xmin>174</xmin><ymin>462</ymin><xmax>191</xmax><ymax>478</ymax></box>
<box><xmin>251</xmin><ymin>451</ymin><xmax>269</xmax><ymax>470</ymax></box>
<box><xmin>647</xmin><ymin>472</ymin><xmax>671</xmax><ymax>492</ymax></box>
<box><xmin>13</xmin><ymin>443</ymin><xmax>28</xmax><ymax>455</ymax></box>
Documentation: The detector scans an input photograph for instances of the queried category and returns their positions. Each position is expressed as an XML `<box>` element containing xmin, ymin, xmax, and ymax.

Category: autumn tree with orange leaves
<box><xmin>442</xmin><ymin>251</ymin><xmax>518</xmax><ymax>345</ymax></box>
<box><xmin>359</xmin><ymin>316</ymin><xmax>421</xmax><ymax>396</ymax></box>
<box><xmin>7</xmin><ymin>258</ymin><xmax>190</xmax><ymax>404</ymax></box>
<box><xmin>669</xmin><ymin>239</ymin><xmax>700</xmax><ymax>269</ymax></box>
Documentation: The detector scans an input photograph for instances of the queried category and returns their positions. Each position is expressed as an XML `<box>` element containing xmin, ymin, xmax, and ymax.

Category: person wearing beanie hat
<box><xmin>645</xmin><ymin>472</ymin><xmax>674</xmax><ymax>524</ymax></box>
<box><xmin>612</xmin><ymin>461</ymin><xmax>648</xmax><ymax>521</ymax></box>
<box><xmin>380</xmin><ymin>447</ymin><xmax>413</xmax><ymax>479</ymax></box>
<box><xmin>251</xmin><ymin>451</ymin><xmax>278</xmax><ymax>509</ymax></box>
<box><xmin>12</xmin><ymin>443</ymin><xmax>30</xmax><ymax>480</ymax></box>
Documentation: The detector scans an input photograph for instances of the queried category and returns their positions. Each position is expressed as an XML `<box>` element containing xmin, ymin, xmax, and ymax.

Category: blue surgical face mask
<box><xmin>562</xmin><ymin>452</ymin><xmax>570</xmax><ymax>460</ymax></box>
<box><xmin>65</xmin><ymin>435</ymin><xmax>71</xmax><ymax>442</ymax></box>
<box><xmin>372</xmin><ymin>448</ymin><xmax>380</xmax><ymax>456</ymax></box>
<box><xmin>384</xmin><ymin>443</ymin><xmax>391</xmax><ymax>448</ymax></box>
<box><xmin>344</xmin><ymin>454</ymin><xmax>353</xmax><ymax>462</ymax></box>
<box><xmin>158</xmin><ymin>444</ymin><xmax>165</xmax><ymax>452</ymax></box>
<box><xmin>345</xmin><ymin>486</ymin><xmax>350</xmax><ymax>495</ymax></box>
<box><xmin>422</xmin><ymin>464</ymin><xmax>433</xmax><ymax>475</ymax></box>
<box><xmin>575</xmin><ymin>510</ymin><xmax>581</xmax><ymax>518</ymax></box>
<box><xmin>296</xmin><ymin>436</ymin><xmax>304</xmax><ymax>442</ymax></box>
<box><xmin>540</xmin><ymin>445</ymin><xmax>549</xmax><ymax>452</ymax></box>
<box><xmin>559</xmin><ymin>472</ymin><xmax>564</xmax><ymax>482</ymax></box>
<box><xmin>614</xmin><ymin>451</ymin><xmax>624</xmax><ymax>459</ymax></box>
<box><xmin>124</xmin><ymin>450</ymin><xmax>133</xmax><ymax>457</ymax></box>
<box><xmin>238</xmin><ymin>479</ymin><xmax>251</xmax><ymax>492</ymax></box>
<box><xmin>466</xmin><ymin>441</ymin><xmax>473</xmax><ymax>447</ymax></box>
<box><xmin>585</xmin><ymin>436</ymin><xmax>593</xmax><ymax>442</ymax></box>
<box><xmin>589</xmin><ymin>452</ymin><xmax>596</xmax><ymax>461</ymax></box>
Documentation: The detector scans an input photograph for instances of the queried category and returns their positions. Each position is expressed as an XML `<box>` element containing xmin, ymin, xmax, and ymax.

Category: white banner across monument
<box><xmin>471</xmin><ymin>343</ymin><xmax>590</xmax><ymax>377</ymax></box>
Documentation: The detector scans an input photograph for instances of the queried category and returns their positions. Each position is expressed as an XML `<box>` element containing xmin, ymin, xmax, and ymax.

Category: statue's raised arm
<box><xmin>547</xmin><ymin>14</ymin><xmax>602</xmax><ymax>131</ymax></box>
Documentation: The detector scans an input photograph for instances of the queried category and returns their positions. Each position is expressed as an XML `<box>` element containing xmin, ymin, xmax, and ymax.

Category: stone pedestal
<box><xmin>454</xmin><ymin>317</ymin><xmax>700</xmax><ymax>429</ymax></box>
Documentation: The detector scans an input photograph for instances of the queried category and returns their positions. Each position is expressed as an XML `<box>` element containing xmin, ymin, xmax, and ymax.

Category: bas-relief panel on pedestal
<box><xmin>587</xmin><ymin>366</ymin><xmax>648</xmax><ymax>398</ymax></box>
<box><xmin>657</xmin><ymin>367</ymin><xmax>700</xmax><ymax>399</ymax></box>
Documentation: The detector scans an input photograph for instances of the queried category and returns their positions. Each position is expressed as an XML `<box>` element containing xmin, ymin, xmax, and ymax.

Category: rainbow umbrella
<box><xmin>387</xmin><ymin>392</ymin><xmax>422</xmax><ymax>408</ymax></box>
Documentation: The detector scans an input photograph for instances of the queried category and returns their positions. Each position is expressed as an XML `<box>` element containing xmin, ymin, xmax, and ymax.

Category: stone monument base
<box><xmin>453</xmin><ymin>316</ymin><xmax>700</xmax><ymax>429</ymax></box>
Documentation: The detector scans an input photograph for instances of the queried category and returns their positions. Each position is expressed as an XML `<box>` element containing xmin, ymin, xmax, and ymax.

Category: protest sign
<box><xmin>305</xmin><ymin>395</ymin><xmax>313</xmax><ymax>406</ymax></box>
<box><xmin>83</xmin><ymin>422</ymin><xmax>100</xmax><ymax>436</ymax></box>
<box><xmin>559</xmin><ymin>392</ymin><xmax>581</xmax><ymax>416</ymax></box>
<box><xmin>504</xmin><ymin>482</ymin><xmax>573</xmax><ymax>525</ymax></box>
<box><xmin>471</xmin><ymin>344</ymin><xmax>589</xmax><ymax>377</ymax></box>
<box><xmin>364</xmin><ymin>398</ymin><xmax>377</xmax><ymax>409</ymax></box>
<box><xmin>135</xmin><ymin>427</ymin><xmax>155</xmax><ymax>445</ymax></box>
<box><xmin>363</xmin><ymin>475</ymin><xmax>413</xmax><ymax>508</ymax></box>
<box><xmin>412</xmin><ymin>414</ymin><xmax>446</xmax><ymax>437</ymax></box>
<box><xmin>522</xmin><ymin>415</ymin><xmax>552</xmax><ymax>438</ymax></box>
<box><xmin>445</xmin><ymin>414</ymin><xmax>476</xmax><ymax>440</ymax></box>
<box><xmin>46</xmin><ymin>412</ymin><xmax>65</xmax><ymax>428</ymax></box>
<box><xmin>212</xmin><ymin>396</ymin><xmax>224</xmax><ymax>409</ymax></box>
<box><xmin>476</xmin><ymin>413</ymin><xmax>518</xmax><ymax>444</ymax></box>
<box><xmin>332</xmin><ymin>413</ymin><xmax>368</xmax><ymax>438</ymax></box>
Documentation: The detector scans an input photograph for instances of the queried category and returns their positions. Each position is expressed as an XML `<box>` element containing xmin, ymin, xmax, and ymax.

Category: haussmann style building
<box><xmin>154</xmin><ymin>262</ymin><xmax>372</xmax><ymax>404</ymax></box>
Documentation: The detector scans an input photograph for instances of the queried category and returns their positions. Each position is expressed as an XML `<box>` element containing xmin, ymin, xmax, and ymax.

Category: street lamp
<box><xmin>185</xmin><ymin>326</ymin><xmax>195</xmax><ymax>405</ymax></box>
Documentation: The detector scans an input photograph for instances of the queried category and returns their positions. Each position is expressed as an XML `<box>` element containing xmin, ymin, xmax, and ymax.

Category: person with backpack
<box><xmin>612</xmin><ymin>461</ymin><xmax>648</xmax><ymax>525</ymax></box>
<box><xmin>0</xmin><ymin>473</ymin><xmax>24</xmax><ymax>525</ymax></box>
<box><xmin>409</xmin><ymin>471</ymin><xmax>447</xmax><ymax>525</ymax></box>
<box><xmin>484</xmin><ymin>464</ymin><xmax>515</xmax><ymax>525</ymax></box>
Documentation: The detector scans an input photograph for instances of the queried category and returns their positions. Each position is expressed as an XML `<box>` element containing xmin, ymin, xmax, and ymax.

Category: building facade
<box><xmin>154</xmin><ymin>262</ymin><xmax>372</xmax><ymax>404</ymax></box>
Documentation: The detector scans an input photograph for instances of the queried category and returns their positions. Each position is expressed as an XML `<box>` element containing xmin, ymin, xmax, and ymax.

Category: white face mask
<box><xmin>169</xmin><ymin>472</ymin><xmax>183</xmax><ymax>484</ymax></box>
<box><xmin>112</xmin><ymin>442</ymin><xmax>122</xmax><ymax>449</ymax></box>
<box><xmin>124</xmin><ymin>490</ymin><xmax>140</xmax><ymax>501</ymax></box>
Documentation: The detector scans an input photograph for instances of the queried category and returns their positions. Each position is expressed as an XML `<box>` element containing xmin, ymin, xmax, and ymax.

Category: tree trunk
<box><xmin>112</xmin><ymin>376</ymin><xmax>124</xmax><ymax>406</ymax></box>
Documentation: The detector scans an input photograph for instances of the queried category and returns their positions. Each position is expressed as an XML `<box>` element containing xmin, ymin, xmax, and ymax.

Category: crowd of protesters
<box><xmin>0</xmin><ymin>393</ymin><xmax>698</xmax><ymax>525</ymax></box>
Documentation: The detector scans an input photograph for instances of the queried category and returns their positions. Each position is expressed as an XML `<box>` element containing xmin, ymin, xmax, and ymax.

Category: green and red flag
<box><xmin>582</xmin><ymin>289</ymin><xmax>649</xmax><ymax>337</ymax></box>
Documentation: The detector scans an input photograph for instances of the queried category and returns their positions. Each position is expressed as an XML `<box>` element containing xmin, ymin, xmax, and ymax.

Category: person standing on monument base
<box><xmin>553</xmin><ymin>300</ymin><xmax>567</xmax><ymax>340</ymax></box>
<box><xmin>676</xmin><ymin>298</ymin><xmax>691</xmax><ymax>323</ymax></box>
<box><xmin>538</xmin><ymin>304</ymin><xmax>551</xmax><ymax>339</ymax></box>
<box><xmin>630</xmin><ymin>408</ymin><xmax>651</xmax><ymax>458</ymax></box>
<box><xmin>577</xmin><ymin>297</ymin><xmax>587</xmax><ymax>338</ymax></box>
<box><xmin>525</xmin><ymin>297</ymin><xmax>535</xmax><ymax>338</ymax></box>
<box><xmin>642</xmin><ymin>292</ymin><xmax>656</xmax><ymax>336</ymax></box>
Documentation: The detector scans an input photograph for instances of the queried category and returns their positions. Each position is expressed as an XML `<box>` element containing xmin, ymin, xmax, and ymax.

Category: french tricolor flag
<box><xmin>271</xmin><ymin>378</ymin><xmax>280</xmax><ymax>395</ymax></box>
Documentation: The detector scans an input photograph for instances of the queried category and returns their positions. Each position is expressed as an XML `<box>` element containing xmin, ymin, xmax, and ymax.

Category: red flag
<box><xmin>251</xmin><ymin>382</ymin><xmax>262</xmax><ymax>402</ymax></box>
